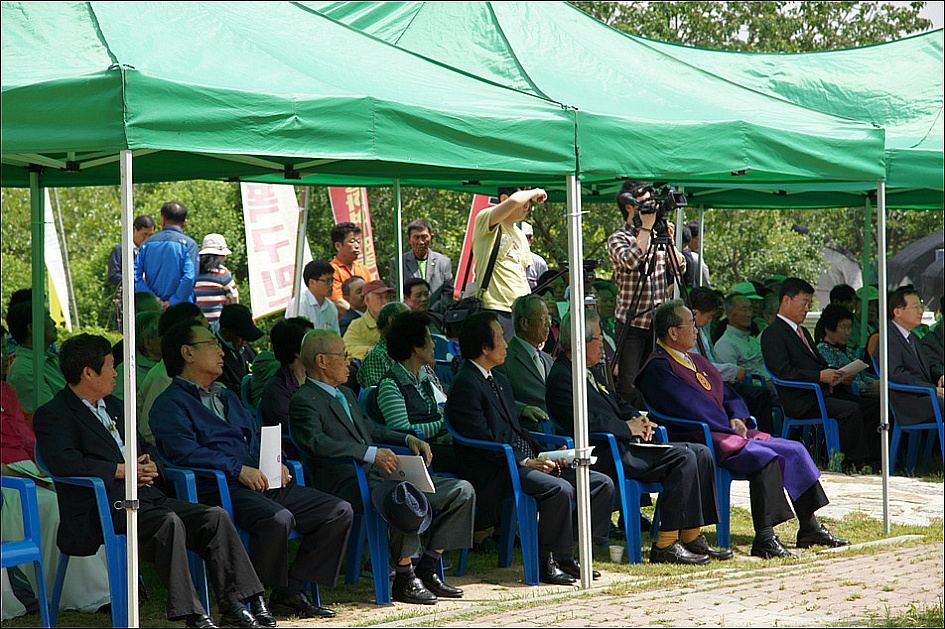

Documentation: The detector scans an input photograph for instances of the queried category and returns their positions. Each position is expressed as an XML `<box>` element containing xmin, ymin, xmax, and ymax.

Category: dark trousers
<box><xmin>781</xmin><ymin>386</ymin><xmax>881</xmax><ymax>464</ymax></box>
<box><xmin>614</xmin><ymin>321</ymin><xmax>652</xmax><ymax>408</ymax></box>
<box><xmin>225</xmin><ymin>482</ymin><xmax>354</xmax><ymax>588</ymax></box>
<box><xmin>134</xmin><ymin>486</ymin><xmax>262</xmax><ymax>620</ymax></box>
<box><xmin>627</xmin><ymin>442</ymin><xmax>720</xmax><ymax>531</ymax></box>
<box><xmin>518</xmin><ymin>467</ymin><xmax>614</xmax><ymax>556</ymax></box>
<box><xmin>747</xmin><ymin>460</ymin><xmax>829</xmax><ymax>530</ymax></box>
<box><xmin>391</xmin><ymin>476</ymin><xmax>476</xmax><ymax>560</ymax></box>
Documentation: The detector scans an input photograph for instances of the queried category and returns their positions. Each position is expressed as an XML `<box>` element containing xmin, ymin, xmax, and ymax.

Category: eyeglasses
<box><xmin>530</xmin><ymin>315</ymin><xmax>553</xmax><ymax>324</ymax></box>
<box><xmin>586</xmin><ymin>335</ymin><xmax>602</xmax><ymax>342</ymax></box>
<box><xmin>674</xmin><ymin>319</ymin><xmax>697</xmax><ymax>329</ymax></box>
<box><xmin>314</xmin><ymin>277</ymin><xmax>333</xmax><ymax>285</ymax></box>
<box><xmin>187</xmin><ymin>340</ymin><xmax>221</xmax><ymax>350</ymax></box>
<box><xmin>791</xmin><ymin>296</ymin><xmax>813</xmax><ymax>309</ymax></box>
<box><xmin>318</xmin><ymin>351</ymin><xmax>346</xmax><ymax>359</ymax></box>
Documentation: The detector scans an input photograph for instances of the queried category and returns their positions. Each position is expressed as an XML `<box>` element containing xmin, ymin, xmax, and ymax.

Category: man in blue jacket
<box><xmin>151</xmin><ymin>321</ymin><xmax>354</xmax><ymax>620</ymax></box>
<box><xmin>134</xmin><ymin>201</ymin><xmax>199</xmax><ymax>307</ymax></box>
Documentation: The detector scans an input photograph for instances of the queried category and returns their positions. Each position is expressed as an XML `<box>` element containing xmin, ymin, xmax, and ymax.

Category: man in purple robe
<box><xmin>638</xmin><ymin>300</ymin><xmax>849</xmax><ymax>559</ymax></box>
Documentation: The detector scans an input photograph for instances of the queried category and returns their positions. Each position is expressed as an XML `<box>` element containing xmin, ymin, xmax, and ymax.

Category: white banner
<box><xmin>44</xmin><ymin>190</ymin><xmax>72</xmax><ymax>331</ymax></box>
<box><xmin>241</xmin><ymin>183</ymin><xmax>313</xmax><ymax>318</ymax></box>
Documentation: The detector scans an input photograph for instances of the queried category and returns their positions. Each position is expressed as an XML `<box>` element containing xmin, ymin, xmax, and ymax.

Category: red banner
<box><xmin>454</xmin><ymin>194</ymin><xmax>496</xmax><ymax>299</ymax></box>
<box><xmin>327</xmin><ymin>187</ymin><xmax>379</xmax><ymax>280</ymax></box>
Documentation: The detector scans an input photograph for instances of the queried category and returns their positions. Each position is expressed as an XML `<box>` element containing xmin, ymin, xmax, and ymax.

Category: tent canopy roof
<box><xmin>1</xmin><ymin>1</ymin><xmax>580</xmax><ymax>187</ymax></box>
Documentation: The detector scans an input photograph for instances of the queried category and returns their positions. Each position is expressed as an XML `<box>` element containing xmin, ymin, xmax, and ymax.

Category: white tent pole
<box><xmin>876</xmin><ymin>181</ymin><xmax>890</xmax><ymax>535</ymax></box>
<box><xmin>698</xmin><ymin>206</ymin><xmax>705</xmax><ymax>287</ymax></box>
<box><xmin>674</xmin><ymin>203</ymin><xmax>685</xmax><ymax>299</ymax></box>
<box><xmin>52</xmin><ymin>188</ymin><xmax>79</xmax><ymax>327</ymax></box>
<box><xmin>294</xmin><ymin>186</ymin><xmax>311</xmax><ymax>301</ymax></box>
<box><xmin>120</xmin><ymin>149</ymin><xmax>141</xmax><ymax>627</ymax></box>
<box><xmin>394</xmin><ymin>179</ymin><xmax>404</xmax><ymax>302</ymax></box>
<box><xmin>861</xmin><ymin>197</ymin><xmax>873</xmax><ymax>350</ymax></box>
<box><xmin>566</xmin><ymin>175</ymin><xmax>593</xmax><ymax>588</ymax></box>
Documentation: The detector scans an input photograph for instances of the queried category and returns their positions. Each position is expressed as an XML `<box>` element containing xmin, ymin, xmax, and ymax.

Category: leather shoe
<box><xmin>220</xmin><ymin>607</ymin><xmax>261</xmax><ymax>628</ymax></box>
<box><xmin>796</xmin><ymin>525</ymin><xmax>850</xmax><ymax>549</ymax></box>
<box><xmin>269</xmin><ymin>590</ymin><xmax>336</xmax><ymax>619</ymax></box>
<box><xmin>247</xmin><ymin>596</ymin><xmax>276</xmax><ymax>628</ymax></box>
<box><xmin>640</xmin><ymin>512</ymin><xmax>653</xmax><ymax>534</ymax></box>
<box><xmin>557</xmin><ymin>557</ymin><xmax>600</xmax><ymax>580</ymax></box>
<box><xmin>186</xmin><ymin>614</ymin><xmax>220</xmax><ymax>629</ymax></box>
<box><xmin>540</xmin><ymin>555</ymin><xmax>577</xmax><ymax>585</ymax></box>
<box><xmin>419</xmin><ymin>571</ymin><xmax>464</xmax><ymax>598</ymax></box>
<box><xmin>750</xmin><ymin>535</ymin><xmax>797</xmax><ymax>559</ymax></box>
<box><xmin>392</xmin><ymin>575</ymin><xmax>438</xmax><ymax>605</ymax></box>
<box><xmin>683</xmin><ymin>534</ymin><xmax>734</xmax><ymax>561</ymax></box>
<box><xmin>650</xmin><ymin>540</ymin><xmax>711</xmax><ymax>566</ymax></box>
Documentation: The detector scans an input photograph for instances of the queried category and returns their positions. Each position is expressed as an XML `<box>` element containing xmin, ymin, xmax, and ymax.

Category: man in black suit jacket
<box><xmin>877</xmin><ymin>287</ymin><xmax>945</xmax><ymax>425</ymax></box>
<box><xmin>761</xmin><ymin>278</ymin><xmax>880</xmax><ymax>467</ymax></box>
<box><xmin>445</xmin><ymin>312</ymin><xmax>614</xmax><ymax>585</ymax></box>
<box><xmin>390</xmin><ymin>219</ymin><xmax>454</xmax><ymax>313</ymax></box>
<box><xmin>547</xmin><ymin>309</ymin><xmax>729</xmax><ymax>565</ymax></box>
<box><xmin>289</xmin><ymin>329</ymin><xmax>474</xmax><ymax>605</ymax></box>
<box><xmin>33</xmin><ymin>334</ymin><xmax>267</xmax><ymax>629</ymax></box>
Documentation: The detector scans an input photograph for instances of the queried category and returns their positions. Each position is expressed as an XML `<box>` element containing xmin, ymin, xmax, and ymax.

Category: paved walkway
<box><xmin>309</xmin><ymin>473</ymin><xmax>943</xmax><ymax>628</ymax></box>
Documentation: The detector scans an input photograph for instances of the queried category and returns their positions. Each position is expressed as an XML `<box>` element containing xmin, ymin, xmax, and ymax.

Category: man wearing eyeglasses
<box><xmin>286</xmin><ymin>260</ymin><xmax>340</xmax><ymax>335</ymax></box>
<box><xmin>151</xmin><ymin>322</ymin><xmax>354</xmax><ymax>620</ymax></box>
<box><xmin>879</xmin><ymin>286</ymin><xmax>944</xmax><ymax>425</ymax></box>
<box><xmin>761</xmin><ymin>277</ymin><xmax>880</xmax><ymax>471</ymax></box>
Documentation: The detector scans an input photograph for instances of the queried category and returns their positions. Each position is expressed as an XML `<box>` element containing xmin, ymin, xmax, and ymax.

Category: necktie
<box><xmin>797</xmin><ymin>326</ymin><xmax>812</xmax><ymax>352</ymax></box>
<box><xmin>334</xmin><ymin>389</ymin><xmax>354</xmax><ymax>425</ymax></box>
<box><xmin>532</xmin><ymin>349</ymin><xmax>545</xmax><ymax>381</ymax></box>
<box><xmin>587</xmin><ymin>369</ymin><xmax>598</xmax><ymax>390</ymax></box>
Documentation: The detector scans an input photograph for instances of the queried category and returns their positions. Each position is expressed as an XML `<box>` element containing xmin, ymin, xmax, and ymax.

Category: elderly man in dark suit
<box><xmin>445</xmin><ymin>311</ymin><xmax>614</xmax><ymax>585</ymax></box>
<box><xmin>547</xmin><ymin>308</ymin><xmax>730</xmax><ymax>565</ymax></box>
<box><xmin>150</xmin><ymin>322</ymin><xmax>352</xmax><ymax>621</ymax></box>
<box><xmin>390</xmin><ymin>218</ymin><xmax>454</xmax><ymax>313</ymax></box>
<box><xmin>877</xmin><ymin>286</ymin><xmax>945</xmax><ymax>424</ymax></box>
<box><xmin>33</xmin><ymin>334</ymin><xmax>268</xmax><ymax>629</ymax></box>
<box><xmin>760</xmin><ymin>277</ymin><xmax>880</xmax><ymax>469</ymax></box>
<box><xmin>288</xmin><ymin>329</ymin><xmax>474</xmax><ymax>606</ymax></box>
<box><xmin>493</xmin><ymin>294</ymin><xmax>553</xmax><ymax>431</ymax></box>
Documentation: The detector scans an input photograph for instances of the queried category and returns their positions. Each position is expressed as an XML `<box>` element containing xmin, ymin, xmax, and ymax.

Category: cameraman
<box><xmin>607</xmin><ymin>181</ymin><xmax>687</xmax><ymax>406</ymax></box>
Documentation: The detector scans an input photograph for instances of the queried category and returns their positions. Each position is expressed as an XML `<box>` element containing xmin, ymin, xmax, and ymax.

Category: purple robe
<box><xmin>639</xmin><ymin>347</ymin><xmax>820</xmax><ymax>501</ymax></box>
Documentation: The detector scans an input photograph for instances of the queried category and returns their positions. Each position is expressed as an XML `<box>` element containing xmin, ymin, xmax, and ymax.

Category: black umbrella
<box><xmin>888</xmin><ymin>229</ymin><xmax>945</xmax><ymax>306</ymax></box>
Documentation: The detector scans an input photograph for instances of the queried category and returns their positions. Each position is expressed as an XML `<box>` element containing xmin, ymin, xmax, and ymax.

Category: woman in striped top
<box><xmin>195</xmin><ymin>233</ymin><xmax>239</xmax><ymax>329</ymax></box>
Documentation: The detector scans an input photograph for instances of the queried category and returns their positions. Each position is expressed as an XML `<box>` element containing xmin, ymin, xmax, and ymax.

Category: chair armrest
<box><xmin>163</xmin><ymin>467</ymin><xmax>199</xmax><ymax>502</ymax></box>
<box><xmin>165</xmin><ymin>465</ymin><xmax>233</xmax><ymax>516</ymax></box>
<box><xmin>285</xmin><ymin>459</ymin><xmax>305</xmax><ymax>486</ymax></box>
<box><xmin>0</xmin><ymin>476</ymin><xmax>42</xmax><ymax>543</ymax></box>
<box><xmin>43</xmin><ymin>474</ymin><xmax>117</xmax><ymax>537</ymax></box>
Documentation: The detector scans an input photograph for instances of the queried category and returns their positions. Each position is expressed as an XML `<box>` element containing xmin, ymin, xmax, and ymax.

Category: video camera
<box><xmin>617</xmin><ymin>183</ymin><xmax>688</xmax><ymax>242</ymax></box>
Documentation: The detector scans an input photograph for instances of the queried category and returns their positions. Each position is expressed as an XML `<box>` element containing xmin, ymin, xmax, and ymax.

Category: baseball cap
<box><xmin>199</xmin><ymin>233</ymin><xmax>232</xmax><ymax>256</ymax></box>
<box><xmin>363</xmin><ymin>280</ymin><xmax>395</xmax><ymax>297</ymax></box>
<box><xmin>730</xmin><ymin>282</ymin><xmax>763</xmax><ymax>300</ymax></box>
<box><xmin>219</xmin><ymin>304</ymin><xmax>264</xmax><ymax>342</ymax></box>
<box><xmin>856</xmin><ymin>286</ymin><xmax>880</xmax><ymax>300</ymax></box>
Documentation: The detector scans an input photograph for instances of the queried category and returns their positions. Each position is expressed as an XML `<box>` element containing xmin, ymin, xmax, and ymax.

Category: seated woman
<box><xmin>376</xmin><ymin>312</ymin><xmax>458</xmax><ymax>474</ymax></box>
<box><xmin>816</xmin><ymin>304</ymin><xmax>878</xmax><ymax>395</ymax></box>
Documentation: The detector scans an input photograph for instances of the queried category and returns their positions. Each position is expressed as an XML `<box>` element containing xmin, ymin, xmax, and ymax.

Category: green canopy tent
<box><xmin>306</xmin><ymin>1</ymin><xmax>942</xmax><ymax>542</ymax></box>
<box><xmin>1</xmin><ymin>2</ymin><xmax>589</xmax><ymax>618</ymax></box>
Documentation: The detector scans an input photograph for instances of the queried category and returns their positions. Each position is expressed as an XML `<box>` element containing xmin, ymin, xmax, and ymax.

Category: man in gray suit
<box><xmin>288</xmin><ymin>329</ymin><xmax>474</xmax><ymax>606</ymax></box>
<box><xmin>494</xmin><ymin>294</ymin><xmax>552</xmax><ymax>431</ymax></box>
<box><xmin>876</xmin><ymin>286</ymin><xmax>944</xmax><ymax>425</ymax></box>
<box><xmin>390</xmin><ymin>219</ymin><xmax>454</xmax><ymax>313</ymax></box>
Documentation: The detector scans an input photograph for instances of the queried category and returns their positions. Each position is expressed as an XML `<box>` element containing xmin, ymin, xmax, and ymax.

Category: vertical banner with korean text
<box><xmin>453</xmin><ymin>194</ymin><xmax>495</xmax><ymax>299</ymax></box>
<box><xmin>241</xmin><ymin>183</ymin><xmax>313</xmax><ymax>317</ymax></box>
<box><xmin>328</xmin><ymin>187</ymin><xmax>379</xmax><ymax>280</ymax></box>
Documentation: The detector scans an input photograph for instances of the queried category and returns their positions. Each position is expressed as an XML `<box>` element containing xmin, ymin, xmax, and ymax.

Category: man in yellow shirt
<box><xmin>342</xmin><ymin>280</ymin><xmax>394</xmax><ymax>361</ymax></box>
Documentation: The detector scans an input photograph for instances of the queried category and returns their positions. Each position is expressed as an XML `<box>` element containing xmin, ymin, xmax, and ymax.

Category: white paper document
<box><xmin>390</xmin><ymin>455</ymin><xmax>436</xmax><ymax>493</ymax></box>
<box><xmin>259</xmin><ymin>425</ymin><xmax>283</xmax><ymax>489</ymax></box>
<box><xmin>831</xmin><ymin>359</ymin><xmax>869</xmax><ymax>386</ymax></box>
<box><xmin>536</xmin><ymin>447</ymin><xmax>597</xmax><ymax>466</ymax></box>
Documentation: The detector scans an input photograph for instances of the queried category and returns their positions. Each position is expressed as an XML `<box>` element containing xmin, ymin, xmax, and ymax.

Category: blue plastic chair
<box><xmin>765</xmin><ymin>367</ymin><xmax>843</xmax><ymax>471</ymax></box>
<box><xmin>639</xmin><ymin>399</ymin><xmax>741</xmax><ymax>549</ymax></box>
<box><xmin>35</xmin><ymin>450</ymin><xmax>209</xmax><ymax>627</ymax></box>
<box><xmin>872</xmin><ymin>358</ymin><xmax>944</xmax><ymax>474</ymax></box>
<box><xmin>1</xmin><ymin>476</ymin><xmax>52</xmax><ymax>628</ymax></box>
<box><xmin>443</xmin><ymin>414</ymin><xmax>573</xmax><ymax>585</ymax></box>
<box><xmin>431</xmin><ymin>334</ymin><xmax>455</xmax><ymax>386</ymax></box>
<box><xmin>745</xmin><ymin>372</ymin><xmax>784</xmax><ymax>435</ymax></box>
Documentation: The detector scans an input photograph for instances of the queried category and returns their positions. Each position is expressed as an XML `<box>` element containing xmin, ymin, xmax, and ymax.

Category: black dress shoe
<box><xmin>640</xmin><ymin>512</ymin><xmax>653</xmax><ymax>534</ymax></box>
<box><xmin>220</xmin><ymin>607</ymin><xmax>262</xmax><ymax>628</ymax></box>
<box><xmin>750</xmin><ymin>535</ymin><xmax>797</xmax><ymax>559</ymax></box>
<box><xmin>418</xmin><ymin>571</ymin><xmax>464</xmax><ymax>598</ymax></box>
<box><xmin>185</xmin><ymin>614</ymin><xmax>220</xmax><ymax>629</ymax></box>
<box><xmin>796</xmin><ymin>525</ymin><xmax>850</xmax><ymax>549</ymax></box>
<box><xmin>247</xmin><ymin>596</ymin><xmax>276</xmax><ymax>628</ymax></box>
<box><xmin>539</xmin><ymin>555</ymin><xmax>577</xmax><ymax>585</ymax></box>
<box><xmin>392</xmin><ymin>574</ymin><xmax>438</xmax><ymax>605</ymax></box>
<box><xmin>650</xmin><ymin>540</ymin><xmax>711</xmax><ymax>566</ymax></box>
<box><xmin>269</xmin><ymin>590</ymin><xmax>336</xmax><ymax>619</ymax></box>
<box><xmin>683</xmin><ymin>534</ymin><xmax>734</xmax><ymax>561</ymax></box>
<box><xmin>556</xmin><ymin>557</ymin><xmax>600</xmax><ymax>580</ymax></box>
